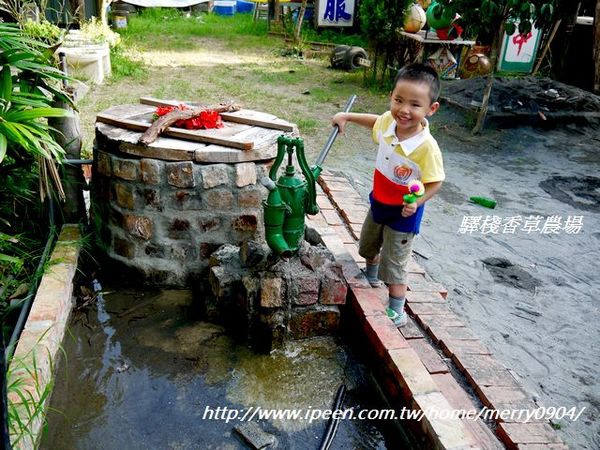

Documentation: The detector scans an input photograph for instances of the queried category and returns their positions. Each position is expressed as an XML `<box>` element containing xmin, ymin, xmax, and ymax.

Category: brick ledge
<box><xmin>7</xmin><ymin>224</ymin><xmax>81</xmax><ymax>450</ymax></box>
<box><xmin>312</xmin><ymin>171</ymin><xmax>566</xmax><ymax>450</ymax></box>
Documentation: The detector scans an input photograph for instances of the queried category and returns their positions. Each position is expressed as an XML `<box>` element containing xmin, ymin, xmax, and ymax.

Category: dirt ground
<box><xmin>81</xmin><ymin>35</ymin><xmax>599</xmax><ymax>448</ymax></box>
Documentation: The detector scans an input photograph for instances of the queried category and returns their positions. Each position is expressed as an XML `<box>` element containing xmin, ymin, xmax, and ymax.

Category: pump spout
<box><xmin>261</xmin><ymin>177</ymin><xmax>293</xmax><ymax>258</ymax></box>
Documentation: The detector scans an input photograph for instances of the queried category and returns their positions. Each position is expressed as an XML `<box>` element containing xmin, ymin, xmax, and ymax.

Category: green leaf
<box><xmin>542</xmin><ymin>4</ymin><xmax>553</xmax><ymax>19</ymax></box>
<box><xmin>481</xmin><ymin>0</ymin><xmax>490</xmax><ymax>16</ymax></box>
<box><xmin>0</xmin><ymin>122</ymin><xmax>28</xmax><ymax>148</ymax></box>
<box><xmin>0</xmin><ymin>133</ymin><xmax>6</xmax><ymax>163</ymax></box>
<box><xmin>505</xmin><ymin>21</ymin><xmax>516</xmax><ymax>36</ymax></box>
<box><xmin>5</xmin><ymin>107</ymin><xmax>72</xmax><ymax>122</ymax></box>
<box><xmin>518</xmin><ymin>20</ymin><xmax>532</xmax><ymax>35</ymax></box>
<box><xmin>0</xmin><ymin>65</ymin><xmax>12</xmax><ymax>102</ymax></box>
<box><xmin>0</xmin><ymin>252</ymin><xmax>23</xmax><ymax>265</ymax></box>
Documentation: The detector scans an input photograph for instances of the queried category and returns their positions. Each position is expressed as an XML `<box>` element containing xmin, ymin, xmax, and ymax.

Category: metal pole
<box><xmin>313</xmin><ymin>95</ymin><xmax>357</xmax><ymax>168</ymax></box>
<box><xmin>62</xmin><ymin>159</ymin><xmax>93</xmax><ymax>165</ymax></box>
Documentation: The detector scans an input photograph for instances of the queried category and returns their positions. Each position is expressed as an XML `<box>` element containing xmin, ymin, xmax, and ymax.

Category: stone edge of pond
<box><xmin>311</xmin><ymin>171</ymin><xmax>567</xmax><ymax>450</ymax></box>
<box><xmin>7</xmin><ymin>224</ymin><xmax>81</xmax><ymax>450</ymax></box>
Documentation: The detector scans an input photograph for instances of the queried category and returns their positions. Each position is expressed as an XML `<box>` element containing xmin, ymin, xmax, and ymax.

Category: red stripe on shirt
<box><xmin>372</xmin><ymin>169</ymin><xmax>410</xmax><ymax>206</ymax></box>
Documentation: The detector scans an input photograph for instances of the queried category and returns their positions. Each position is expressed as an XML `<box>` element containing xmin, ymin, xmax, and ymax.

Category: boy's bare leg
<box><xmin>389</xmin><ymin>283</ymin><xmax>407</xmax><ymax>298</ymax></box>
<box><xmin>366</xmin><ymin>255</ymin><xmax>380</xmax><ymax>265</ymax></box>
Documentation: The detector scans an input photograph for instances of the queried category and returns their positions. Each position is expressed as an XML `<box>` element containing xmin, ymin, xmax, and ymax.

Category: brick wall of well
<box><xmin>92</xmin><ymin>149</ymin><xmax>273</xmax><ymax>286</ymax></box>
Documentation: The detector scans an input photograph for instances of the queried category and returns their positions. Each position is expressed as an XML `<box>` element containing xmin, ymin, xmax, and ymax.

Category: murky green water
<box><xmin>41</xmin><ymin>285</ymin><xmax>406</xmax><ymax>449</ymax></box>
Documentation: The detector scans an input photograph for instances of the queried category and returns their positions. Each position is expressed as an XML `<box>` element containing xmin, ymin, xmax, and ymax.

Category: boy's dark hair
<box><xmin>393</xmin><ymin>63</ymin><xmax>441</xmax><ymax>104</ymax></box>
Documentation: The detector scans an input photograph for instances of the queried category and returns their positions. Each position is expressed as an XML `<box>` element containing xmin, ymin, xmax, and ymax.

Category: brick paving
<box><xmin>313</xmin><ymin>170</ymin><xmax>566</xmax><ymax>450</ymax></box>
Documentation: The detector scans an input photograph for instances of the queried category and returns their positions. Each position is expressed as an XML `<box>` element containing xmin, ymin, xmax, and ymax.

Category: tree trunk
<box><xmin>552</xmin><ymin>1</ymin><xmax>580</xmax><ymax>80</ymax></box>
<box><xmin>472</xmin><ymin>13</ymin><xmax>507</xmax><ymax>135</ymax></box>
<box><xmin>294</xmin><ymin>0</ymin><xmax>308</xmax><ymax>44</ymax></box>
<box><xmin>594</xmin><ymin>0</ymin><xmax>600</xmax><ymax>93</ymax></box>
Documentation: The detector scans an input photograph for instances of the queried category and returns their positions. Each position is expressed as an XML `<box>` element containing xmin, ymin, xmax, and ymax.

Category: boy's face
<box><xmin>390</xmin><ymin>80</ymin><xmax>440</xmax><ymax>139</ymax></box>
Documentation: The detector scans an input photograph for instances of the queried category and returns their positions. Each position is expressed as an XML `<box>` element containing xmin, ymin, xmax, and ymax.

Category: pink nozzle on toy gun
<box><xmin>403</xmin><ymin>180</ymin><xmax>425</xmax><ymax>204</ymax></box>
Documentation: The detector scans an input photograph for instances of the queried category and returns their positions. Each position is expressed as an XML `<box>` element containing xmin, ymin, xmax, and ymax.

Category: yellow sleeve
<box><xmin>371</xmin><ymin>112</ymin><xmax>389</xmax><ymax>144</ymax></box>
<box><xmin>419</xmin><ymin>142</ymin><xmax>445</xmax><ymax>184</ymax></box>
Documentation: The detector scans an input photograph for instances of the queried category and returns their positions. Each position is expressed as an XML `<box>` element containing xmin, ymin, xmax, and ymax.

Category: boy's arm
<box><xmin>417</xmin><ymin>181</ymin><xmax>443</xmax><ymax>206</ymax></box>
<box><xmin>402</xmin><ymin>181</ymin><xmax>443</xmax><ymax>217</ymax></box>
<box><xmin>331</xmin><ymin>112</ymin><xmax>379</xmax><ymax>134</ymax></box>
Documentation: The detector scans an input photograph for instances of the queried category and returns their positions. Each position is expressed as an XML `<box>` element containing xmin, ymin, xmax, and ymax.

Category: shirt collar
<box><xmin>383</xmin><ymin>118</ymin><xmax>430</xmax><ymax>155</ymax></box>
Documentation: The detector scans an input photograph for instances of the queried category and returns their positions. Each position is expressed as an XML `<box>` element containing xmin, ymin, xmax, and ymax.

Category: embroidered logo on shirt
<box><xmin>393</xmin><ymin>164</ymin><xmax>415</xmax><ymax>184</ymax></box>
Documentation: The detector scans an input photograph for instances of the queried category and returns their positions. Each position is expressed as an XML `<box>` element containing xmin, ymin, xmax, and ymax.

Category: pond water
<box><xmin>41</xmin><ymin>284</ymin><xmax>410</xmax><ymax>449</ymax></box>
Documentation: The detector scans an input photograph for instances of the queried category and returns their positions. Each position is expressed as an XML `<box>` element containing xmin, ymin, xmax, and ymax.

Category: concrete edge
<box><xmin>7</xmin><ymin>224</ymin><xmax>81</xmax><ymax>450</ymax></box>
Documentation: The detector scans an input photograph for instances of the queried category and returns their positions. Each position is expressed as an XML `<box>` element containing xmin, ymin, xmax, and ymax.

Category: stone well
<box><xmin>92</xmin><ymin>103</ymin><xmax>297</xmax><ymax>286</ymax></box>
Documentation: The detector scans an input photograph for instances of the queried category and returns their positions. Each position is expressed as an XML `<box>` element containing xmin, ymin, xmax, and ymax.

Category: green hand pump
<box><xmin>261</xmin><ymin>95</ymin><xmax>357</xmax><ymax>258</ymax></box>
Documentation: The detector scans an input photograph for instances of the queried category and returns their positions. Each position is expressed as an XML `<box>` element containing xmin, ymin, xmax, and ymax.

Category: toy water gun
<box><xmin>403</xmin><ymin>180</ymin><xmax>425</xmax><ymax>205</ymax></box>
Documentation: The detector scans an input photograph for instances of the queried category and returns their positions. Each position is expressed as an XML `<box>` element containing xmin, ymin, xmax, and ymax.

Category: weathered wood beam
<box><xmin>139</xmin><ymin>97</ymin><xmax>296</xmax><ymax>132</ymax></box>
<box><xmin>96</xmin><ymin>113</ymin><xmax>254</xmax><ymax>150</ymax></box>
<box><xmin>138</xmin><ymin>101</ymin><xmax>240</xmax><ymax>145</ymax></box>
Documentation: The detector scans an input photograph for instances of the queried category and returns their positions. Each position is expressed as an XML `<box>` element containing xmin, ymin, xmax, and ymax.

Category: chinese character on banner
<box><xmin>318</xmin><ymin>0</ymin><xmax>355</xmax><ymax>27</ymax></box>
<box><xmin>498</xmin><ymin>21</ymin><xmax>541</xmax><ymax>73</ymax></box>
<box><xmin>512</xmin><ymin>32</ymin><xmax>532</xmax><ymax>56</ymax></box>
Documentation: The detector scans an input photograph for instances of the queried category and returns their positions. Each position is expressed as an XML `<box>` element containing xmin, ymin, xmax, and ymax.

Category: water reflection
<box><xmin>42</xmin><ymin>286</ymin><xmax>397</xmax><ymax>449</ymax></box>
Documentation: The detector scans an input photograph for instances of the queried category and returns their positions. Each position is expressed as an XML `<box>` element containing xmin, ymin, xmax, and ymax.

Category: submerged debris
<box><xmin>234</xmin><ymin>421</ymin><xmax>277</xmax><ymax>449</ymax></box>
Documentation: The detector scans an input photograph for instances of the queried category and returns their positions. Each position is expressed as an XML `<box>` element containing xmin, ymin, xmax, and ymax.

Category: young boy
<box><xmin>331</xmin><ymin>63</ymin><xmax>445</xmax><ymax>327</ymax></box>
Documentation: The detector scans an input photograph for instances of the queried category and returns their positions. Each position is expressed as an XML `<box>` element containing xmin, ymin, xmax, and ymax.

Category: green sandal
<box><xmin>386</xmin><ymin>307</ymin><xmax>408</xmax><ymax>327</ymax></box>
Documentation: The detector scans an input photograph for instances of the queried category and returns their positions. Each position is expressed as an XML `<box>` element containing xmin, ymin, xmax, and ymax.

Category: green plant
<box><xmin>80</xmin><ymin>17</ymin><xmax>121</xmax><ymax>48</ymax></box>
<box><xmin>434</xmin><ymin>0</ymin><xmax>557</xmax><ymax>133</ymax></box>
<box><xmin>20</xmin><ymin>20</ymin><xmax>64</xmax><ymax>47</ymax></box>
<box><xmin>0</xmin><ymin>23</ymin><xmax>72</xmax><ymax>164</ymax></box>
<box><xmin>0</xmin><ymin>23</ymin><xmax>71</xmax><ymax>343</ymax></box>
<box><xmin>6</xmin><ymin>334</ymin><xmax>58</xmax><ymax>447</ymax></box>
<box><xmin>359</xmin><ymin>0</ymin><xmax>412</xmax><ymax>87</ymax></box>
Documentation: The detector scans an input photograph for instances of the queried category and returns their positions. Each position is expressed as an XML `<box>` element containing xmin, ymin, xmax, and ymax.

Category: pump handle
<box><xmin>313</xmin><ymin>95</ymin><xmax>357</xmax><ymax>168</ymax></box>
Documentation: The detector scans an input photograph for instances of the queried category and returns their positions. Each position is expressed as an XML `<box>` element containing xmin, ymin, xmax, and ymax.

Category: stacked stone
<box><xmin>208</xmin><ymin>241</ymin><xmax>348</xmax><ymax>351</ymax></box>
<box><xmin>93</xmin><ymin>150</ymin><xmax>272</xmax><ymax>286</ymax></box>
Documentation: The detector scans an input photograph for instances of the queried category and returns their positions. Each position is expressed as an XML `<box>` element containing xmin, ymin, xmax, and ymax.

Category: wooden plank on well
<box><xmin>139</xmin><ymin>97</ymin><xmax>296</xmax><ymax>132</ymax></box>
<box><xmin>96</xmin><ymin>113</ymin><xmax>254</xmax><ymax>150</ymax></box>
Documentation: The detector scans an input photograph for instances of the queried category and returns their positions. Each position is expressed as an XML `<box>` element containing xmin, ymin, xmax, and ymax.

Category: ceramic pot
<box><xmin>460</xmin><ymin>45</ymin><xmax>492</xmax><ymax>78</ymax></box>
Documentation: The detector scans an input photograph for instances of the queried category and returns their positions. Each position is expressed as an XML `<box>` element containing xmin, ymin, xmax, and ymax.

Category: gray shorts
<box><xmin>358</xmin><ymin>210</ymin><xmax>415</xmax><ymax>285</ymax></box>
